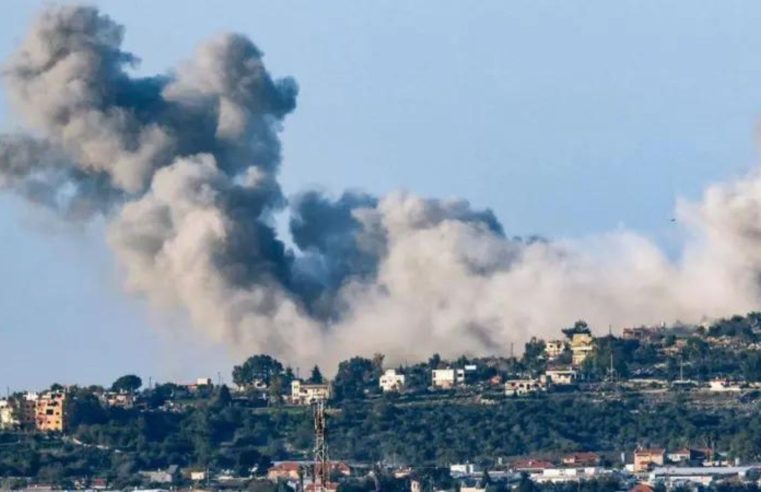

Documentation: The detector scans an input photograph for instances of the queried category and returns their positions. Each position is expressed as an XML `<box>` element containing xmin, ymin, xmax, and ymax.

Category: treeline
<box><xmin>234</xmin><ymin>313</ymin><xmax>761</xmax><ymax>399</ymax></box>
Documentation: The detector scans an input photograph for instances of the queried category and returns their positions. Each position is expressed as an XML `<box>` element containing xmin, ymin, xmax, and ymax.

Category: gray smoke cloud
<box><xmin>2</xmin><ymin>5</ymin><xmax>761</xmax><ymax>369</ymax></box>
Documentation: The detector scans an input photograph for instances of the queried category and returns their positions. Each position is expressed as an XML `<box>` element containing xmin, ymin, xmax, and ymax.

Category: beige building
<box><xmin>291</xmin><ymin>380</ymin><xmax>331</xmax><ymax>405</ymax></box>
<box><xmin>1</xmin><ymin>393</ymin><xmax>44</xmax><ymax>431</ymax></box>
<box><xmin>571</xmin><ymin>333</ymin><xmax>595</xmax><ymax>366</ymax></box>
<box><xmin>36</xmin><ymin>391</ymin><xmax>67</xmax><ymax>432</ymax></box>
<box><xmin>379</xmin><ymin>369</ymin><xmax>405</xmax><ymax>392</ymax></box>
<box><xmin>19</xmin><ymin>393</ymin><xmax>38</xmax><ymax>430</ymax></box>
<box><xmin>432</xmin><ymin>368</ymin><xmax>465</xmax><ymax>389</ymax></box>
<box><xmin>0</xmin><ymin>399</ymin><xmax>19</xmax><ymax>430</ymax></box>
<box><xmin>545</xmin><ymin>340</ymin><xmax>567</xmax><ymax>359</ymax></box>
<box><xmin>633</xmin><ymin>448</ymin><xmax>665</xmax><ymax>472</ymax></box>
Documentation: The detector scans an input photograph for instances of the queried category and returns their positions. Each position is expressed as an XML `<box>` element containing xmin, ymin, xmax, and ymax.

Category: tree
<box><xmin>333</xmin><ymin>357</ymin><xmax>382</xmax><ymax>400</ymax></box>
<box><xmin>308</xmin><ymin>366</ymin><xmax>324</xmax><ymax>384</ymax></box>
<box><xmin>562</xmin><ymin>320</ymin><xmax>591</xmax><ymax>339</ymax></box>
<box><xmin>233</xmin><ymin>355</ymin><xmax>284</xmax><ymax>388</ymax></box>
<box><xmin>481</xmin><ymin>469</ymin><xmax>492</xmax><ymax>487</ymax></box>
<box><xmin>111</xmin><ymin>375</ymin><xmax>142</xmax><ymax>393</ymax></box>
<box><xmin>212</xmin><ymin>385</ymin><xmax>232</xmax><ymax>408</ymax></box>
<box><xmin>515</xmin><ymin>473</ymin><xmax>539</xmax><ymax>492</ymax></box>
<box><xmin>236</xmin><ymin>448</ymin><xmax>271</xmax><ymax>477</ymax></box>
<box><xmin>67</xmin><ymin>391</ymin><xmax>106</xmax><ymax>428</ymax></box>
<box><xmin>522</xmin><ymin>337</ymin><xmax>546</xmax><ymax>374</ymax></box>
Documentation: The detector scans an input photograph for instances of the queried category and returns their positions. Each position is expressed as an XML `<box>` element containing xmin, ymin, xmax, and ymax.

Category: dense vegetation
<box><xmin>5</xmin><ymin>388</ymin><xmax>761</xmax><ymax>487</ymax></box>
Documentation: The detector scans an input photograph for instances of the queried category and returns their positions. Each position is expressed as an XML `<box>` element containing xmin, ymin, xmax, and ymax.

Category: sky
<box><xmin>3</xmin><ymin>1</ymin><xmax>761</xmax><ymax>390</ymax></box>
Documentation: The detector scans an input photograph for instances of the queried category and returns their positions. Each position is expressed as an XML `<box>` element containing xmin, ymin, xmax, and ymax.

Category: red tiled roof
<box><xmin>630</xmin><ymin>484</ymin><xmax>654</xmax><ymax>492</ymax></box>
<box><xmin>563</xmin><ymin>452</ymin><xmax>599</xmax><ymax>461</ymax></box>
<box><xmin>512</xmin><ymin>459</ymin><xmax>554</xmax><ymax>470</ymax></box>
<box><xmin>271</xmin><ymin>462</ymin><xmax>301</xmax><ymax>472</ymax></box>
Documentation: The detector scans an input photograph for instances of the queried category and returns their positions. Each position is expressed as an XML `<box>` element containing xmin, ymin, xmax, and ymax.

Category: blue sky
<box><xmin>2</xmin><ymin>1</ymin><xmax>761</xmax><ymax>390</ymax></box>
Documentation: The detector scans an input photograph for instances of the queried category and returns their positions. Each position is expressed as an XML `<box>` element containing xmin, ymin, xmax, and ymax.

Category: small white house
<box><xmin>545</xmin><ymin>369</ymin><xmax>578</xmax><ymax>385</ymax></box>
<box><xmin>0</xmin><ymin>399</ymin><xmax>18</xmax><ymax>430</ymax></box>
<box><xmin>450</xmin><ymin>463</ymin><xmax>482</xmax><ymax>476</ymax></box>
<box><xmin>432</xmin><ymin>368</ymin><xmax>465</xmax><ymax>389</ymax></box>
<box><xmin>648</xmin><ymin>466</ymin><xmax>759</xmax><ymax>487</ymax></box>
<box><xmin>534</xmin><ymin>467</ymin><xmax>605</xmax><ymax>483</ymax></box>
<box><xmin>505</xmin><ymin>378</ymin><xmax>546</xmax><ymax>396</ymax></box>
<box><xmin>708</xmin><ymin>379</ymin><xmax>742</xmax><ymax>392</ymax></box>
<box><xmin>379</xmin><ymin>369</ymin><xmax>405</xmax><ymax>392</ymax></box>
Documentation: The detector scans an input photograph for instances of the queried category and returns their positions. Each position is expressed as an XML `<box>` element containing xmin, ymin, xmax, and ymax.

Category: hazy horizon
<box><xmin>4</xmin><ymin>1</ymin><xmax>761</xmax><ymax>390</ymax></box>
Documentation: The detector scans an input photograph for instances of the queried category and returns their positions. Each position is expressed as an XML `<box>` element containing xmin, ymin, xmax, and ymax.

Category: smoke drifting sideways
<box><xmin>2</xmin><ymin>5</ymin><xmax>761</xmax><ymax>369</ymax></box>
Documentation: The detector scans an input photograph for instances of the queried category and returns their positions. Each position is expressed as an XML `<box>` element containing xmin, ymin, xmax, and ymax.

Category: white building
<box><xmin>432</xmin><ymin>368</ymin><xmax>465</xmax><ymax>389</ymax></box>
<box><xmin>450</xmin><ymin>463</ymin><xmax>482</xmax><ymax>476</ymax></box>
<box><xmin>139</xmin><ymin>465</ymin><xmax>179</xmax><ymax>484</ymax></box>
<box><xmin>505</xmin><ymin>378</ymin><xmax>546</xmax><ymax>396</ymax></box>
<box><xmin>545</xmin><ymin>369</ymin><xmax>578</xmax><ymax>385</ymax></box>
<box><xmin>534</xmin><ymin>467</ymin><xmax>605</xmax><ymax>483</ymax></box>
<box><xmin>379</xmin><ymin>369</ymin><xmax>405</xmax><ymax>392</ymax></box>
<box><xmin>708</xmin><ymin>379</ymin><xmax>742</xmax><ymax>392</ymax></box>
<box><xmin>0</xmin><ymin>399</ymin><xmax>18</xmax><ymax>430</ymax></box>
<box><xmin>291</xmin><ymin>380</ymin><xmax>331</xmax><ymax>405</ymax></box>
<box><xmin>648</xmin><ymin>466</ymin><xmax>760</xmax><ymax>487</ymax></box>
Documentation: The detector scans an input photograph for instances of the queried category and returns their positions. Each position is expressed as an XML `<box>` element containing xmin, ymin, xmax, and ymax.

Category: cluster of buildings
<box><xmin>442</xmin><ymin>447</ymin><xmax>755</xmax><ymax>491</ymax></box>
<box><xmin>0</xmin><ymin>377</ymin><xmax>220</xmax><ymax>433</ymax></box>
<box><xmin>247</xmin><ymin>447</ymin><xmax>760</xmax><ymax>491</ymax></box>
<box><xmin>0</xmin><ymin>390</ymin><xmax>67</xmax><ymax>432</ymax></box>
<box><xmin>369</xmin><ymin>325</ymin><xmax>761</xmax><ymax>399</ymax></box>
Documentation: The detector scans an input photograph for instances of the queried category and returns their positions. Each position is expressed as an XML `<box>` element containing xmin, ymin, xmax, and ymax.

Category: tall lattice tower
<box><xmin>312</xmin><ymin>398</ymin><xmax>329</xmax><ymax>492</ymax></box>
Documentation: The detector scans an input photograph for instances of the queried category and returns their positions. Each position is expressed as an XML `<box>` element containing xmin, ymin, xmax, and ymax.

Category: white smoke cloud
<box><xmin>1</xmin><ymin>5</ymin><xmax>761</xmax><ymax>370</ymax></box>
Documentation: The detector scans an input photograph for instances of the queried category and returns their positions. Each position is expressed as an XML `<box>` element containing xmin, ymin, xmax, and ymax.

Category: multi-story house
<box><xmin>432</xmin><ymin>368</ymin><xmax>465</xmax><ymax>389</ymax></box>
<box><xmin>633</xmin><ymin>448</ymin><xmax>665</xmax><ymax>472</ymax></box>
<box><xmin>290</xmin><ymin>380</ymin><xmax>331</xmax><ymax>405</ymax></box>
<box><xmin>571</xmin><ymin>333</ymin><xmax>595</xmax><ymax>366</ymax></box>
<box><xmin>35</xmin><ymin>391</ymin><xmax>67</xmax><ymax>432</ymax></box>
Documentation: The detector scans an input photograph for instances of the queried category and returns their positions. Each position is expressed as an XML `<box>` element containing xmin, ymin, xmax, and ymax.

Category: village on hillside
<box><xmin>5</xmin><ymin>314</ymin><xmax>761</xmax><ymax>490</ymax></box>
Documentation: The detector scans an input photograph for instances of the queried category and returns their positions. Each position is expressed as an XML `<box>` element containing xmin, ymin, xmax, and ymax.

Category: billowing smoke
<box><xmin>2</xmin><ymin>5</ymin><xmax>761</xmax><ymax>369</ymax></box>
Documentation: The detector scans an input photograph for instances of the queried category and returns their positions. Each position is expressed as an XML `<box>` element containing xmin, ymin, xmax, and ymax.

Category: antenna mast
<box><xmin>313</xmin><ymin>398</ymin><xmax>329</xmax><ymax>492</ymax></box>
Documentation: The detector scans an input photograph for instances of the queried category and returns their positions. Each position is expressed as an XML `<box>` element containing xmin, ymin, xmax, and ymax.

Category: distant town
<box><xmin>5</xmin><ymin>314</ymin><xmax>761</xmax><ymax>491</ymax></box>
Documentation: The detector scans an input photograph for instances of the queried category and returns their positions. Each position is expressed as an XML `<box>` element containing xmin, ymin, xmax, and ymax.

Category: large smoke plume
<box><xmin>2</xmin><ymin>5</ymin><xmax>761</xmax><ymax>368</ymax></box>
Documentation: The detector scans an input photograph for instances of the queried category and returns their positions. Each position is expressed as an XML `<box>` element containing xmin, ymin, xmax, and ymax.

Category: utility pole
<box><xmin>609</xmin><ymin>351</ymin><xmax>615</xmax><ymax>382</ymax></box>
<box><xmin>313</xmin><ymin>398</ymin><xmax>329</xmax><ymax>492</ymax></box>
